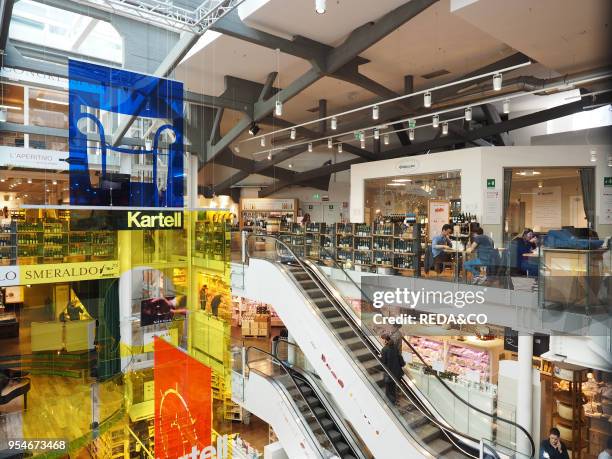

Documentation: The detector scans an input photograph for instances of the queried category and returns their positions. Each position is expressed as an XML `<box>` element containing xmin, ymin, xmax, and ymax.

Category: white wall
<box><xmin>350</xmin><ymin>146</ymin><xmax>612</xmax><ymax>242</ymax></box>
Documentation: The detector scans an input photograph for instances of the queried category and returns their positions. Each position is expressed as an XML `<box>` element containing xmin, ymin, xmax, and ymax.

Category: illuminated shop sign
<box><xmin>0</xmin><ymin>147</ymin><xmax>68</xmax><ymax>170</ymax></box>
<box><xmin>125</xmin><ymin>210</ymin><xmax>183</xmax><ymax>230</ymax></box>
<box><xmin>21</xmin><ymin>260</ymin><xmax>120</xmax><ymax>285</ymax></box>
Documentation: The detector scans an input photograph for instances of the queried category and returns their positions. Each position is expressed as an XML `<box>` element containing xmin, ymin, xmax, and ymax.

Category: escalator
<box><xmin>245</xmin><ymin>347</ymin><xmax>368</xmax><ymax>459</ymax></box>
<box><xmin>246</xmin><ymin>234</ymin><xmax>535</xmax><ymax>459</ymax></box>
<box><xmin>283</xmin><ymin>262</ymin><xmax>473</xmax><ymax>459</ymax></box>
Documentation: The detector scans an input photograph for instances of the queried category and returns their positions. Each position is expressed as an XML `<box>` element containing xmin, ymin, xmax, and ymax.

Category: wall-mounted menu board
<box><xmin>428</xmin><ymin>200</ymin><xmax>450</xmax><ymax>241</ymax></box>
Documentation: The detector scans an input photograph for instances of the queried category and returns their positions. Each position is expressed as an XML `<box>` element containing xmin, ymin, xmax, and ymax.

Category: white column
<box><xmin>517</xmin><ymin>333</ymin><xmax>534</xmax><ymax>455</ymax></box>
<box><xmin>189</xmin><ymin>154</ymin><xmax>199</xmax><ymax>209</ymax></box>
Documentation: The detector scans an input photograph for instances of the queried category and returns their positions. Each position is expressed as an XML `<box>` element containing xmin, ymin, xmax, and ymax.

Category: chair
<box><xmin>0</xmin><ymin>377</ymin><xmax>31</xmax><ymax>410</ymax></box>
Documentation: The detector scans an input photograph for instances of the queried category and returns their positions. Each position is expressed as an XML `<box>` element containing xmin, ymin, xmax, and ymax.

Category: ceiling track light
<box><xmin>267</xmin><ymin>153</ymin><xmax>272</xmax><ymax>160</ymax></box>
<box><xmin>315</xmin><ymin>0</ymin><xmax>326</xmax><ymax>14</ymax></box>
<box><xmin>608</xmin><ymin>154</ymin><xmax>612</xmax><ymax>167</ymax></box>
<box><xmin>465</xmin><ymin>107</ymin><xmax>472</xmax><ymax>121</ymax></box>
<box><xmin>383</xmin><ymin>134</ymin><xmax>390</xmax><ymax>145</ymax></box>
<box><xmin>503</xmin><ymin>99</ymin><xmax>510</xmax><ymax>114</ymax></box>
<box><xmin>590</xmin><ymin>150</ymin><xmax>597</xmax><ymax>162</ymax></box>
<box><xmin>260</xmin><ymin>136</ymin><xmax>266</xmax><ymax>147</ymax></box>
<box><xmin>331</xmin><ymin>116</ymin><xmax>337</xmax><ymax>130</ymax></box>
<box><xmin>275</xmin><ymin>99</ymin><xmax>283</xmax><ymax>117</ymax></box>
<box><xmin>424</xmin><ymin>91</ymin><xmax>432</xmax><ymax>108</ymax></box>
<box><xmin>374</xmin><ymin>129</ymin><xmax>380</xmax><ymax>140</ymax></box>
<box><xmin>338</xmin><ymin>143</ymin><xmax>343</xmax><ymax>153</ymax></box>
<box><xmin>234</xmin><ymin>145</ymin><xmax>240</xmax><ymax>153</ymax></box>
<box><xmin>493</xmin><ymin>73</ymin><xmax>503</xmax><ymax>91</ymax></box>
<box><xmin>408</xmin><ymin>128</ymin><xmax>415</xmax><ymax>141</ymax></box>
<box><xmin>327</xmin><ymin>138</ymin><xmax>333</xmax><ymax>149</ymax></box>
<box><xmin>290</xmin><ymin>128</ymin><xmax>296</xmax><ymax>140</ymax></box>
<box><xmin>360</xmin><ymin>138</ymin><xmax>366</xmax><ymax>149</ymax></box>
<box><xmin>432</xmin><ymin>114</ymin><xmax>439</xmax><ymax>128</ymax></box>
<box><xmin>442</xmin><ymin>122</ymin><xmax>449</xmax><ymax>136</ymax></box>
<box><xmin>372</xmin><ymin>105</ymin><xmax>379</xmax><ymax>120</ymax></box>
<box><xmin>288</xmin><ymin>163</ymin><xmax>293</xmax><ymax>168</ymax></box>
<box><xmin>308</xmin><ymin>143</ymin><xmax>313</xmax><ymax>152</ymax></box>
<box><xmin>248</xmin><ymin>122</ymin><xmax>260</xmax><ymax>136</ymax></box>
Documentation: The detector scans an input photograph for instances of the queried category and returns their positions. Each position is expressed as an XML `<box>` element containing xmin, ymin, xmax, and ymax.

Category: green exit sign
<box><xmin>312</xmin><ymin>193</ymin><xmax>320</xmax><ymax>199</ymax></box>
<box><xmin>487</xmin><ymin>179</ymin><xmax>496</xmax><ymax>188</ymax></box>
<box><xmin>604</xmin><ymin>177</ymin><xmax>612</xmax><ymax>187</ymax></box>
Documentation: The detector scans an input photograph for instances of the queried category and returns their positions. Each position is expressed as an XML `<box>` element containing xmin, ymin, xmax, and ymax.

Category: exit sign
<box><xmin>604</xmin><ymin>177</ymin><xmax>612</xmax><ymax>187</ymax></box>
<box><xmin>312</xmin><ymin>193</ymin><xmax>320</xmax><ymax>199</ymax></box>
<box><xmin>487</xmin><ymin>179</ymin><xmax>496</xmax><ymax>188</ymax></box>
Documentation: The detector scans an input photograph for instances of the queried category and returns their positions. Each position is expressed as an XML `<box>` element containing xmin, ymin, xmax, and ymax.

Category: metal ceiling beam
<box><xmin>326</xmin><ymin>0</ymin><xmax>438</xmax><ymax>74</ymax></box>
<box><xmin>111</xmin><ymin>30</ymin><xmax>199</xmax><ymax>146</ymax></box>
<box><xmin>262</xmin><ymin>93</ymin><xmax>611</xmax><ymax>194</ymax></box>
<box><xmin>9</xmin><ymin>38</ymin><xmax>117</xmax><ymax>67</ymax></box>
<box><xmin>481</xmin><ymin>103</ymin><xmax>511</xmax><ymax>146</ymax></box>
<box><xmin>0</xmin><ymin>0</ymin><xmax>15</xmax><ymax>52</ymax></box>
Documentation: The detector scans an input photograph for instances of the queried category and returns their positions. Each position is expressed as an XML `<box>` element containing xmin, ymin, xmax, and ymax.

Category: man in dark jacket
<box><xmin>380</xmin><ymin>334</ymin><xmax>404</xmax><ymax>404</ymax></box>
<box><xmin>540</xmin><ymin>427</ymin><xmax>570</xmax><ymax>459</ymax></box>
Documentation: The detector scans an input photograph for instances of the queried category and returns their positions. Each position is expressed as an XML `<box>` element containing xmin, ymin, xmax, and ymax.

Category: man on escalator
<box><xmin>380</xmin><ymin>334</ymin><xmax>405</xmax><ymax>405</ymax></box>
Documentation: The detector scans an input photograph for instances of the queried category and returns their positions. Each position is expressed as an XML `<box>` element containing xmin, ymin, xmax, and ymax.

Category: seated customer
<box><xmin>540</xmin><ymin>427</ymin><xmax>569</xmax><ymax>459</ymax></box>
<box><xmin>431</xmin><ymin>224</ymin><xmax>453</xmax><ymax>273</ymax></box>
<box><xmin>510</xmin><ymin>228</ymin><xmax>539</xmax><ymax>276</ymax></box>
<box><xmin>465</xmin><ymin>227</ymin><xmax>498</xmax><ymax>283</ymax></box>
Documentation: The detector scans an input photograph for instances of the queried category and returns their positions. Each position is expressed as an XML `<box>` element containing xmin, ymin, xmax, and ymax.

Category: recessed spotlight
<box><xmin>288</xmin><ymin>163</ymin><xmax>293</xmax><ymax>168</ymax></box>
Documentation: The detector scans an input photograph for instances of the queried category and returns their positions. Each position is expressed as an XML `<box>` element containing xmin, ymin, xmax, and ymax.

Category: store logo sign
<box><xmin>21</xmin><ymin>261</ymin><xmax>120</xmax><ymax>285</ymax></box>
<box><xmin>177</xmin><ymin>435</ymin><xmax>229</xmax><ymax>459</ymax></box>
<box><xmin>397</xmin><ymin>159</ymin><xmax>419</xmax><ymax>172</ymax></box>
<box><xmin>0</xmin><ymin>267</ymin><xmax>19</xmax><ymax>287</ymax></box>
<box><xmin>125</xmin><ymin>211</ymin><xmax>183</xmax><ymax>230</ymax></box>
<box><xmin>604</xmin><ymin>177</ymin><xmax>612</xmax><ymax>187</ymax></box>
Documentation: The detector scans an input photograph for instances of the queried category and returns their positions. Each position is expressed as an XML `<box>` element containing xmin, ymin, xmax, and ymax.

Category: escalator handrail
<box><xmin>245</xmin><ymin>346</ymin><xmax>344</xmax><ymax>459</ymax></box>
<box><xmin>247</xmin><ymin>235</ymin><xmax>480</xmax><ymax>459</ymax></box>
<box><xmin>315</xmin><ymin>245</ymin><xmax>536</xmax><ymax>459</ymax></box>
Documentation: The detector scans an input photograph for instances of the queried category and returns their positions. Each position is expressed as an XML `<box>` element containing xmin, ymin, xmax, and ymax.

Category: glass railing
<box><xmin>247</xmin><ymin>234</ymin><xmax>535</xmax><ymax>458</ymax></box>
<box><xmin>244</xmin><ymin>346</ymin><xmax>340</xmax><ymax>459</ymax></box>
<box><xmin>247</xmin><ymin>234</ymin><xmax>491</xmax><ymax>459</ymax></box>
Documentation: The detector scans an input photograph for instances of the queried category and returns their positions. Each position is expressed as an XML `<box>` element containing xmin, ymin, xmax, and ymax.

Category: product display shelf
<box><xmin>549</xmin><ymin>363</ymin><xmax>590</xmax><ymax>459</ymax></box>
<box><xmin>224</xmin><ymin>392</ymin><xmax>243</xmax><ymax>421</ymax></box>
<box><xmin>0</xmin><ymin>224</ymin><xmax>16</xmax><ymax>265</ymax></box>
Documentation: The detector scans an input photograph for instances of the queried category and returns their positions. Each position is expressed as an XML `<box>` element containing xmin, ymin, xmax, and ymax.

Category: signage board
<box><xmin>121</xmin><ymin>210</ymin><xmax>183</xmax><ymax>230</ymax></box>
<box><xmin>21</xmin><ymin>260</ymin><xmax>120</xmax><ymax>285</ymax></box>
<box><xmin>486</xmin><ymin>178</ymin><xmax>496</xmax><ymax>188</ymax></box>
<box><xmin>154</xmin><ymin>338</ymin><xmax>212</xmax><ymax>459</ymax></box>
<box><xmin>0</xmin><ymin>147</ymin><xmax>68</xmax><ymax>171</ymax></box>
<box><xmin>396</xmin><ymin>158</ymin><xmax>419</xmax><ymax>172</ymax></box>
<box><xmin>427</xmin><ymin>200</ymin><xmax>450</xmax><ymax>241</ymax></box>
<box><xmin>0</xmin><ymin>266</ymin><xmax>20</xmax><ymax>287</ymax></box>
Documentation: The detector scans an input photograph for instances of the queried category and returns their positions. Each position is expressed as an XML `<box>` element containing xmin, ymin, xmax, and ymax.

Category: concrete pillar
<box><xmin>517</xmin><ymin>333</ymin><xmax>534</xmax><ymax>455</ymax></box>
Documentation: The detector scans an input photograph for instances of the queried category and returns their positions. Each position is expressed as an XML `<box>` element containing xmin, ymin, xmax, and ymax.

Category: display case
<box><xmin>239</xmin><ymin>198</ymin><xmax>298</xmax><ymax>230</ymax></box>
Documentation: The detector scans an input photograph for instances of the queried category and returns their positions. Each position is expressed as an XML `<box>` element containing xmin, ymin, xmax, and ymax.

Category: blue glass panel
<box><xmin>68</xmin><ymin>59</ymin><xmax>184</xmax><ymax>207</ymax></box>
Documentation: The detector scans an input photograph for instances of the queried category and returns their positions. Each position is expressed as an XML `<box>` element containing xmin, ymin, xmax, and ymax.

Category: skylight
<box><xmin>9</xmin><ymin>0</ymin><xmax>123</xmax><ymax>64</ymax></box>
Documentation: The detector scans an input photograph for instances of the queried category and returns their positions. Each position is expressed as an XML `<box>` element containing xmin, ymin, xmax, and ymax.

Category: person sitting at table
<box><xmin>510</xmin><ymin>228</ymin><xmax>539</xmax><ymax>276</ymax></box>
<box><xmin>464</xmin><ymin>227</ymin><xmax>499</xmax><ymax>283</ymax></box>
<box><xmin>431</xmin><ymin>224</ymin><xmax>454</xmax><ymax>273</ymax></box>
